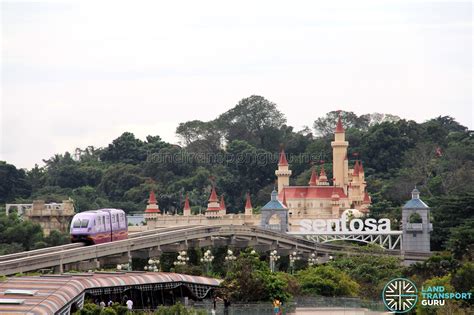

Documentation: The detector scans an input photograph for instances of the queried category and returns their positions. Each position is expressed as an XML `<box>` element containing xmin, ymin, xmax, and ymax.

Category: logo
<box><xmin>382</xmin><ymin>278</ymin><xmax>418</xmax><ymax>313</ymax></box>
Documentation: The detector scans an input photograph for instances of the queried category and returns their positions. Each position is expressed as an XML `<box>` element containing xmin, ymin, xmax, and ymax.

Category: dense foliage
<box><xmin>0</xmin><ymin>213</ymin><xmax>69</xmax><ymax>253</ymax></box>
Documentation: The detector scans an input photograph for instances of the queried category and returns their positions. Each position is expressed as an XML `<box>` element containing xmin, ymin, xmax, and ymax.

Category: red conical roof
<box><xmin>353</xmin><ymin>160</ymin><xmax>360</xmax><ymax>176</ymax></box>
<box><xmin>208</xmin><ymin>186</ymin><xmax>218</xmax><ymax>202</ymax></box>
<box><xmin>319</xmin><ymin>164</ymin><xmax>327</xmax><ymax>179</ymax></box>
<box><xmin>148</xmin><ymin>191</ymin><xmax>157</xmax><ymax>204</ymax></box>
<box><xmin>335</xmin><ymin>113</ymin><xmax>344</xmax><ymax>133</ymax></box>
<box><xmin>359</xmin><ymin>161</ymin><xmax>364</xmax><ymax>174</ymax></box>
<box><xmin>245</xmin><ymin>192</ymin><xmax>253</xmax><ymax>209</ymax></box>
<box><xmin>278</xmin><ymin>148</ymin><xmax>289</xmax><ymax>166</ymax></box>
<box><xmin>183</xmin><ymin>194</ymin><xmax>191</xmax><ymax>211</ymax></box>
<box><xmin>308</xmin><ymin>168</ymin><xmax>318</xmax><ymax>186</ymax></box>
<box><xmin>363</xmin><ymin>191</ymin><xmax>371</xmax><ymax>204</ymax></box>
<box><xmin>219</xmin><ymin>195</ymin><xmax>226</xmax><ymax>211</ymax></box>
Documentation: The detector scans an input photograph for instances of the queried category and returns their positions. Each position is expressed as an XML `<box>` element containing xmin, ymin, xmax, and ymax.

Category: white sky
<box><xmin>1</xmin><ymin>0</ymin><xmax>472</xmax><ymax>169</ymax></box>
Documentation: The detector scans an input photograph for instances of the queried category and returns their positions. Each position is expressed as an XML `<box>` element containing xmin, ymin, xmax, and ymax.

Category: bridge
<box><xmin>0</xmin><ymin>225</ymin><xmax>429</xmax><ymax>276</ymax></box>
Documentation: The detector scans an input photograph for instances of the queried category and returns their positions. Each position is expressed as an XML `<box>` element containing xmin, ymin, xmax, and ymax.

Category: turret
<box><xmin>144</xmin><ymin>191</ymin><xmax>161</xmax><ymax>227</ymax></box>
<box><xmin>317</xmin><ymin>164</ymin><xmax>329</xmax><ymax>186</ymax></box>
<box><xmin>331</xmin><ymin>113</ymin><xmax>349</xmax><ymax>189</ymax></box>
<box><xmin>206</xmin><ymin>185</ymin><xmax>222</xmax><ymax>217</ymax></box>
<box><xmin>275</xmin><ymin>149</ymin><xmax>292</xmax><ymax>193</ymax></box>
<box><xmin>183</xmin><ymin>194</ymin><xmax>191</xmax><ymax>216</ymax></box>
<box><xmin>244</xmin><ymin>192</ymin><xmax>253</xmax><ymax>216</ymax></box>
<box><xmin>308</xmin><ymin>167</ymin><xmax>318</xmax><ymax>186</ymax></box>
<box><xmin>219</xmin><ymin>195</ymin><xmax>227</xmax><ymax>215</ymax></box>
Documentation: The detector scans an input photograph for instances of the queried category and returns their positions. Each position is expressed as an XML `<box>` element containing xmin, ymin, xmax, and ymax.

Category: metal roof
<box><xmin>0</xmin><ymin>272</ymin><xmax>221</xmax><ymax>315</ymax></box>
<box><xmin>403</xmin><ymin>198</ymin><xmax>429</xmax><ymax>209</ymax></box>
<box><xmin>262</xmin><ymin>190</ymin><xmax>287</xmax><ymax>210</ymax></box>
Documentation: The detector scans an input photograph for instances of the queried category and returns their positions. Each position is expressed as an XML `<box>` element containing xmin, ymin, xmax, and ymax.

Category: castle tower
<box><xmin>206</xmin><ymin>185</ymin><xmax>222</xmax><ymax>217</ymax></box>
<box><xmin>275</xmin><ymin>149</ymin><xmax>292</xmax><ymax>193</ymax></box>
<box><xmin>331</xmin><ymin>186</ymin><xmax>341</xmax><ymax>217</ymax></box>
<box><xmin>183</xmin><ymin>194</ymin><xmax>191</xmax><ymax>216</ymax></box>
<box><xmin>144</xmin><ymin>191</ymin><xmax>161</xmax><ymax>228</ymax></box>
<box><xmin>402</xmin><ymin>188</ymin><xmax>432</xmax><ymax>253</ymax></box>
<box><xmin>260</xmin><ymin>189</ymin><xmax>289</xmax><ymax>233</ymax></box>
<box><xmin>331</xmin><ymin>114</ymin><xmax>348</xmax><ymax>189</ymax></box>
<box><xmin>244</xmin><ymin>192</ymin><xmax>253</xmax><ymax>216</ymax></box>
<box><xmin>317</xmin><ymin>164</ymin><xmax>329</xmax><ymax>186</ymax></box>
<box><xmin>308</xmin><ymin>167</ymin><xmax>318</xmax><ymax>186</ymax></box>
<box><xmin>219</xmin><ymin>195</ymin><xmax>227</xmax><ymax>215</ymax></box>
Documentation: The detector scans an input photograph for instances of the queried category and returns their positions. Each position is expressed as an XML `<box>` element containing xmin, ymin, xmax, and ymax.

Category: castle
<box><xmin>141</xmin><ymin>115</ymin><xmax>370</xmax><ymax>231</ymax></box>
<box><xmin>276</xmin><ymin>114</ymin><xmax>370</xmax><ymax>219</ymax></box>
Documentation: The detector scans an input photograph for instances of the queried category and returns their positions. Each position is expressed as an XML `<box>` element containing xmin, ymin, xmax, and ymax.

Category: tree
<box><xmin>217</xmin><ymin>95</ymin><xmax>287</xmax><ymax>148</ymax></box>
<box><xmin>313</xmin><ymin>111</ymin><xmax>370</xmax><ymax>137</ymax></box>
<box><xmin>296</xmin><ymin>265</ymin><xmax>359</xmax><ymax>297</ymax></box>
<box><xmin>100</xmin><ymin>132</ymin><xmax>146</xmax><ymax>164</ymax></box>
<box><xmin>0</xmin><ymin>161</ymin><xmax>32</xmax><ymax>203</ymax></box>
<box><xmin>447</xmin><ymin>220</ymin><xmax>474</xmax><ymax>260</ymax></box>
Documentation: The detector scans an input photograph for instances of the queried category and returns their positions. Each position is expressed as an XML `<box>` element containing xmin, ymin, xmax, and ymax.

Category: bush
<box><xmin>154</xmin><ymin>302</ymin><xmax>206</xmax><ymax>315</ymax></box>
<box><xmin>296</xmin><ymin>265</ymin><xmax>359</xmax><ymax>297</ymax></box>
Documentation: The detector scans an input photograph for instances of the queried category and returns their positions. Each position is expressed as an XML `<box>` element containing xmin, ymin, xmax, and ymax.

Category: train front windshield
<box><xmin>72</xmin><ymin>219</ymin><xmax>89</xmax><ymax>228</ymax></box>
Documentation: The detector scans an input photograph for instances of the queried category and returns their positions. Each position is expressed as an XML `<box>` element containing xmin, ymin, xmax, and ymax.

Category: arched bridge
<box><xmin>0</xmin><ymin>225</ymin><xmax>429</xmax><ymax>276</ymax></box>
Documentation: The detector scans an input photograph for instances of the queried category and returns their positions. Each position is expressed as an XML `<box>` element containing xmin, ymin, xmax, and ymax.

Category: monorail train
<box><xmin>70</xmin><ymin>208</ymin><xmax>128</xmax><ymax>244</ymax></box>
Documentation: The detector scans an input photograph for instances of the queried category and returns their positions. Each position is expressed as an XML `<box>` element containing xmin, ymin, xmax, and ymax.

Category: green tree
<box><xmin>100</xmin><ymin>132</ymin><xmax>146</xmax><ymax>164</ymax></box>
<box><xmin>296</xmin><ymin>265</ymin><xmax>359</xmax><ymax>297</ymax></box>
<box><xmin>447</xmin><ymin>220</ymin><xmax>474</xmax><ymax>260</ymax></box>
<box><xmin>0</xmin><ymin>161</ymin><xmax>32</xmax><ymax>203</ymax></box>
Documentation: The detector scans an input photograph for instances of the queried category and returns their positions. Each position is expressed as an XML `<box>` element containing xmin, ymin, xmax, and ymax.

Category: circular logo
<box><xmin>382</xmin><ymin>278</ymin><xmax>418</xmax><ymax>313</ymax></box>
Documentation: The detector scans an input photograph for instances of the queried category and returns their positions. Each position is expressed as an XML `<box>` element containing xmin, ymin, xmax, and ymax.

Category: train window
<box><xmin>73</xmin><ymin>220</ymin><xmax>81</xmax><ymax>228</ymax></box>
<box><xmin>80</xmin><ymin>219</ymin><xmax>89</xmax><ymax>228</ymax></box>
<box><xmin>112</xmin><ymin>215</ymin><xmax>115</xmax><ymax>223</ymax></box>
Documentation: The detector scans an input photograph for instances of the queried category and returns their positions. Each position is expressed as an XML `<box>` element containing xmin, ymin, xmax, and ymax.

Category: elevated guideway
<box><xmin>0</xmin><ymin>225</ymin><xmax>430</xmax><ymax>276</ymax></box>
<box><xmin>0</xmin><ymin>225</ymin><xmax>317</xmax><ymax>276</ymax></box>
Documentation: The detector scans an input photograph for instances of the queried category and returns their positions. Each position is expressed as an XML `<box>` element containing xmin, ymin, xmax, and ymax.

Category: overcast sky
<box><xmin>1</xmin><ymin>0</ymin><xmax>472</xmax><ymax>169</ymax></box>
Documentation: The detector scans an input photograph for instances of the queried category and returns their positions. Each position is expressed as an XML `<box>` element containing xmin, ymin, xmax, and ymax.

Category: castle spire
<box><xmin>208</xmin><ymin>185</ymin><xmax>218</xmax><ymax>202</ymax></box>
<box><xmin>335</xmin><ymin>112</ymin><xmax>344</xmax><ymax>133</ymax></box>
<box><xmin>308</xmin><ymin>167</ymin><xmax>318</xmax><ymax>186</ymax></box>
<box><xmin>282</xmin><ymin>188</ymin><xmax>288</xmax><ymax>207</ymax></box>
<box><xmin>148</xmin><ymin>190</ymin><xmax>157</xmax><ymax>205</ymax></box>
<box><xmin>359</xmin><ymin>160</ymin><xmax>364</xmax><ymax>174</ymax></box>
<box><xmin>278</xmin><ymin>148</ymin><xmax>289</xmax><ymax>166</ymax></box>
<box><xmin>244</xmin><ymin>192</ymin><xmax>253</xmax><ymax>215</ymax></box>
<box><xmin>353</xmin><ymin>160</ymin><xmax>360</xmax><ymax>176</ymax></box>
<box><xmin>206</xmin><ymin>184</ymin><xmax>221</xmax><ymax>216</ymax></box>
<box><xmin>245</xmin><ymin>192</ymin><xmax>252</xmax><ymax>210</ymax></box>
<box><xmin>145</xmin><ymin>191</ymin><xmax>160</xmax><ymax>214</ymax></box>
<box><xmin>219</xmin><ymin>195</ymin><xmax>226</xmax><ymax>211</ymax></box>
<box><xmin>183</xmin><ymin>193</ymin><xmax>191</xmax><ymax>216</ymax></box>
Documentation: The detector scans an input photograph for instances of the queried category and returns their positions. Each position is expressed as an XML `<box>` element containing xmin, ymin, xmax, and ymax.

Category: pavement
<box><xmin>288</xmin><ymin>307</ymin><xmax>390</xmax><ymax>314</ymax></box>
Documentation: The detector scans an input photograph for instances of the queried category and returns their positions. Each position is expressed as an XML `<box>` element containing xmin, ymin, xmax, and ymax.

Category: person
<box><xmin>107</xmin><ymin>300</ymin><xmax>113</xmax><ymax>307</ymax></box>
<box><xmin>223</xmin><ymin>298</ymin><xmax>230</xmax><ymax>315</ymax></box>
<box><xmin>99</xmin><ymin>301</ymin><xmax>106</xmax><ymax>308</ymax></box>
<box><xmin>273</xmin><ymin>299</ymin><xmax>281</xmax><ymax>315</ymax></box>
<box><xmin>126</xmin><ymin>299</ymin><xmax>133</xmax><ymax>311</ymax></box>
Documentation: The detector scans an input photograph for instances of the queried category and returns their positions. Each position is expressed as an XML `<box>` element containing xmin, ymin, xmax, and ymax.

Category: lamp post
<box><xmin>289</xmin><ymin>251</ymin><xmax>300</xmax><ymax>274</ymax></box>
<box><xmin>174</xmin><ymin>250</ymin><xmax>189</xmax><ymax>266</ymax></box>
<box><xmin>308</xmin><ymin>252</ymin><xmax>318</xmax><ymax>267</ymax></box>
<box><xmin>200</xmin><ymin>249</ymin><xmax>214</xmax><ymax>274</ymax></box>
<box><xmin>269</xmin><ymin>250</ymin><xmax>280</xmax><ymax>272</ymax></box>
<box><xmin>144</xmin><ymin>258</ymin><xmax>160</xmax><ymax>272</ymax></box>
<box><xmin>224</xmin><ymin>249</ymin><xmax>237</xmax><ymax>269</ymax></box>
<box><xmin>116</xmin><ymin>263</ymin><xmax>130</xmax><ymax>272</ymax></box>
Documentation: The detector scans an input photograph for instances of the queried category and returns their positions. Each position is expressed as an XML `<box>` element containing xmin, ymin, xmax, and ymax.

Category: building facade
<box><xmin>276</xmin><ymin>114</ymin><xmax>370</xmax><ymax>219</ymax></box>
<box><xmin>5</xmin><ymin>200</ymin><xmax>75</xmax><ymax>236</ymax></box>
